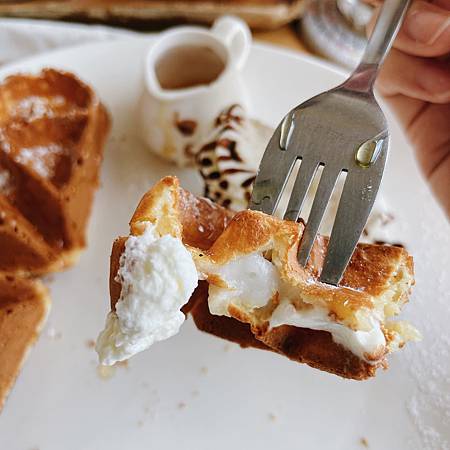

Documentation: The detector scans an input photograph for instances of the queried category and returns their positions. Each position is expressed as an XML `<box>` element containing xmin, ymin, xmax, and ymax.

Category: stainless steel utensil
<box><xmin>249</xmin><ymin>0</ymin><xmax>411</xmax><ymax>285</ymax></box>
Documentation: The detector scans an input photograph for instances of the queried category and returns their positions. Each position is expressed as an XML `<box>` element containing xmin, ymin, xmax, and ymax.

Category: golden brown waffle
<box><xmin>0</xmin><ymin>69</ymin><xmax>110</xmax><ymax>275</ymax></box>
<box><xmin>0</xmin><ymin>1</ymin><xmax>304</xmax><ymax>30</ymax></box>
<box><xmin>0</xmin><ymin>274</ymin><xmax>50</xmax><ymax>411</ymax></box>
<box><xmin>108</xmin><ymin>177</ymin><xmax>418</xmax><ymax>380</ymax></box>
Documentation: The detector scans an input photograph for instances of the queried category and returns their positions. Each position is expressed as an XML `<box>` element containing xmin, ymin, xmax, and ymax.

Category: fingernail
<box><xmin>404</xmin><ymin>9</ymin><xmax>450</xmax><ymax>45</ymax></box>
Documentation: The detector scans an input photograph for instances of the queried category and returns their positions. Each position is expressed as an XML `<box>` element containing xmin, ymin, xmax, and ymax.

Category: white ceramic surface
<box><xmin>139</xmin><ymin>16</ymin><xmax>251</xmax><ymax>166</ymax></box>
<box><xmin>0</xmin><ymin>38</ymin><xmax>448</xmax><ymax>450</ymax></box>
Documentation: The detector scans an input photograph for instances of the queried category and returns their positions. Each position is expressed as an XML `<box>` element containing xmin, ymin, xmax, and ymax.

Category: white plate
<box><xmin>0</xmin><ymin>38</ymin><xmax>448</xmax><ymax>450</ymax></box>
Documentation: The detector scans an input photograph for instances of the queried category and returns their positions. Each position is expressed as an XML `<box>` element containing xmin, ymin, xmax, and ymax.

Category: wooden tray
<box><xmin>0</xmin><ymin>0</ymin><xmax>304</xmax><ymax>30</ymax></box>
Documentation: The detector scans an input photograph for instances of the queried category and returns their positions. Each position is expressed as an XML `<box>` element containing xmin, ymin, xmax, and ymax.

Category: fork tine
<box><xmin>283</xmin><ymin>157</ymin><xmax>320</xmax><ymax>222</ymax></box>
<box><xmin>319</xmin><ymin>170</ymin><xmax>382</xmax><ymax>286</ymax></box>
<box><xmin>249</xmin><ymin>123</ymin><xmax>297</xmax><ymax>215</ymax></box>
<box><xmin>297</xmin><ymin>166</ymin><xmax>341</xmax><ymax>266</ymax></box>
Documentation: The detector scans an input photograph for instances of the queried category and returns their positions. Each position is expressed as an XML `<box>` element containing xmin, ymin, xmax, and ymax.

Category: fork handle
<box><xmin>344</xmin><ymin>0</ymin><xmax>411</xmax><ymax>92</ymax></box>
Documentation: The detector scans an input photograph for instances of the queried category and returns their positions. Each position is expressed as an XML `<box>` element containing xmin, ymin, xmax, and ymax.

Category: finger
<box><xmin>401</xmin><ymin>1</ymin><xmax>450</xmax><ymax>56</ymax></box>
<box><xmin>407</xmin><ymin>101</ymin><xmax>449</xmax><ymax>179</ymax></box>
<box><xmin>432</xmin><ymin>0</ymin><xmax>450</xmax><ymax>9</ymax></box>
<box><xmin>365</xmin><ymin>0</ymin><xmax>450</xmax><ymax>7</ymax></box>
<box><xmin>431</xmin><ymin>154</ymin><xmax>450</xmax><ymax>218</ymax></box>
<box><xmin>376</xmin><ymin>48</ymin><xmax>450</xmax><ymax>104</ymax></box>
<box><xmin>382</xmin><ymin>94</ymin><xmax>450</xmax><ymax>216</ymax></box>
<box><xmin>410</xmin><ymin>100</ymin><xmax>450</xmax><ymax>216</ymax></box>
<box><xmin>377</xmin><ymin>95</ymin><xmax>447</xmax><ymax>170</ymax></box>
<box><xmin>368</xmin><ymin>1</ymin><xmax>450</xmax><ymax>57</ymax></box>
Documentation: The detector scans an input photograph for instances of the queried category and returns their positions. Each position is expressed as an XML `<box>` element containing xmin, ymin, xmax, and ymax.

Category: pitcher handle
<box><xmin>212</xmin><ymin>15</ymin><xmax>251</xmax><ymax>71</ymax></box>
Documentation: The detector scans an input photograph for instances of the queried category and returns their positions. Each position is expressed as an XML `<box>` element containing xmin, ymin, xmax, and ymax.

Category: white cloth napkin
<box><xmin>0</xmin><ymin>18</ymin><xmax>140</xmax><ymax>65</ymax></box>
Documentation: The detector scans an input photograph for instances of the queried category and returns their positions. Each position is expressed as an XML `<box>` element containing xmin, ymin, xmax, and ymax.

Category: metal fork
<box><xmin>249</xmin><ymin>0</ymin><xmax>410</xmax><ymax>286</ymax></box>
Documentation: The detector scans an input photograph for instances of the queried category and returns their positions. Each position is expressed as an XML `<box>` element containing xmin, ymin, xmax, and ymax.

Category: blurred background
<box><xmin>0</xmin><ymin>0</ymin><xmax>377</xmax><ymax>68</ymax></box>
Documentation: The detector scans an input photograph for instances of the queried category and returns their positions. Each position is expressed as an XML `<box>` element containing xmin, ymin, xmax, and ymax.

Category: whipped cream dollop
<box><xmin>96</xmin><ymin>223</ymin><xmax>198</xmax><ymax>365</ymax></box>
<box><xmin>206</xmin><ymin>252</ymin><xmax>386</xmax><ymax>364</ymax></box>
<box><xmin>208</xmin><ymin>253</ymin><xmax>279</xmax><ymax>315</ymax></box>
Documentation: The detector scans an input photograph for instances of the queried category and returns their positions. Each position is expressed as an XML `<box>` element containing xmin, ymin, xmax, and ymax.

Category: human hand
<box><xmin>367</xmin><ymin>0</ymin><xmax>450</xmax><ymax>216</ymax></box>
